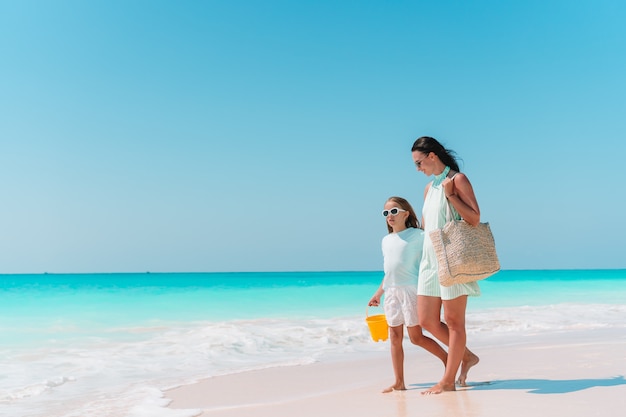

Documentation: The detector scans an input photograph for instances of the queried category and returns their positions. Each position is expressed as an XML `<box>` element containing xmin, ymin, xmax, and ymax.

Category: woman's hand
<box><xmin>443</xmin><ymin>173</ymin><xmax>481</xmax><ymax>226</ymax></box>
<box><xmin>442</xmin><ymin>177</ymin><xmax>456</xmax><ymax>198</ymax></box>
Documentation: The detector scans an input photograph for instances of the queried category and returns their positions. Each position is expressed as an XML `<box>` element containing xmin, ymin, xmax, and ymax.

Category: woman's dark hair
<box><xmin>411</xmin><ymin>136</ymin><xmax>460</xmax><ymax>172</ymax></box>
<box><xmin>385</xmin><ymin>196</ymin><xmax>420</xmax><ymax>233</ymax></box>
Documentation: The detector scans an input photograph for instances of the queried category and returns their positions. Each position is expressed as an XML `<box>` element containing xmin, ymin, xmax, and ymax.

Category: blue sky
<box><xmin>1</xmin><ymin>0</ymin><xmax>625</xmax><ymax>273</ymax></box>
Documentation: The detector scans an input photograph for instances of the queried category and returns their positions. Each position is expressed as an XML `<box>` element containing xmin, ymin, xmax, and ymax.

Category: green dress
<box><xmin>418</xmin><ymin>168</ymin><xmax>481</xmax><ymax>300</ymax></box>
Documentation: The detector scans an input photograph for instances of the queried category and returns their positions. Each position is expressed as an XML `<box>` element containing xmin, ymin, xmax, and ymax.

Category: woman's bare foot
<box><xmin>421</xmin><ymin>381</ymin><xmax>455</xmax><ymax>395</ymax></box>
<box><xmin>457</xmin><ymin>352</ymin><xmax>480</xmax><ymax>386</ymax></box>
<box><xmin>382</xmin><ymin>383</ymin><xmax>406</xmax><ymax>393</ymax></box>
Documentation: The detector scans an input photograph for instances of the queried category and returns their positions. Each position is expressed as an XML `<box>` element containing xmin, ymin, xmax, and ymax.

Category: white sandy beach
<box><xmin>166</xmin><ymin>328</ymin><xmax>626</xmax><ymax>417</ymax></box>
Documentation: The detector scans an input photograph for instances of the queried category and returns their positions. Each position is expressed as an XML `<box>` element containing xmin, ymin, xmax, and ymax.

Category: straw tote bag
<box><xmin>429</xmin><ymin>202</ymin><xmax>500</xmax><ymax>287</ymax></box>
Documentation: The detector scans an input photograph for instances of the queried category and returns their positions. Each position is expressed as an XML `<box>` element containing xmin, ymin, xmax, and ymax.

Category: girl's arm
<box><xmin>368</xmin><ymin>281</ymin><xmax>384</xmax><ymax>306</ymax></box>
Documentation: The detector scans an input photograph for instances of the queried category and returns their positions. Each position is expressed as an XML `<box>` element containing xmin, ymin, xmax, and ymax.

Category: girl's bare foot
<box><xmin>382</xmin><ymin>383</ymin><xmax>406</xmax><ymax>393</ymax></box>
<box><xmin>457</xmin><ymin>352</ymin><xmax>480</xmax><ymax>386</ymax></box>
<box><xmin>421</xmin><ymin>381</ymin><xmax>455</xmax><ymax>395</ymax></box>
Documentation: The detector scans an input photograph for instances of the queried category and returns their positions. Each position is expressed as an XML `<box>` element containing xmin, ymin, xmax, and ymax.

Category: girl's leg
<box><xmin>384</xmin><ymin>325</ymin><xmax>406</xmax><ymax>393</ymax></box>
<box><xmin>406</xmin><ymin>325</ymin><xmax>447</xmax><ymax>366</ymax></box>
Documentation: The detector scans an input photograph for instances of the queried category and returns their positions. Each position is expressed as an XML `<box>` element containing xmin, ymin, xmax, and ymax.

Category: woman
<box><xmin>411</xmin><ymin>136</ymin><xmax>480</xmax><ymax>394</ymax></box>
<box><xmin>369</xmin><ymin>196</ymin><xmax>447</xmax><ymax>393</ymax></box>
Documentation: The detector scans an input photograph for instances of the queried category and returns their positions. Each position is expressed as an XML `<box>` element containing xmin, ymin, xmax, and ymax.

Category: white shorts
<box><xmin>383</xmin><ymin>286</ymin><xmax>419</xmax><ymax>327</ymax></box>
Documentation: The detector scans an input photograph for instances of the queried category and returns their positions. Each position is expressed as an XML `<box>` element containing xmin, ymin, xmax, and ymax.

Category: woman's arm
<box><xmin>443</xmin><ymin>173</ymin><xmax>481</xmax><ymax>226</ymax></box>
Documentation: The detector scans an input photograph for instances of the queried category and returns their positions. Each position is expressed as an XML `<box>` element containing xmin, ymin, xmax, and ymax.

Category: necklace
<box><xmin>432</xmin><ymin>166</ymin><xmax>450</xmax><ymax>187</ymax></box>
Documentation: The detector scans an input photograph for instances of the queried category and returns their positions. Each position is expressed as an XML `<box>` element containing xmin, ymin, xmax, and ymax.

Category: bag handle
<box><xmin>444</xmin><ymin>173</ymin><xmax>461</xmax><ymax>223</ymax></box>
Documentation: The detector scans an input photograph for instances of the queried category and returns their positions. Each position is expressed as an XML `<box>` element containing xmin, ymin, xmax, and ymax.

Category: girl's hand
<box><xmin>368</xmin><ymin>295</ymin><xmax>381</xmax><ymax>306</ymax></box>
<box><xmin>369</xmin><ymin>284</ymin><xmax>383</xmax><ymax>306</ymax></box>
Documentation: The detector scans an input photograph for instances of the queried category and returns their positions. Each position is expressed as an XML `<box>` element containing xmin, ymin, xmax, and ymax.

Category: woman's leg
<box><xmin>406</xmin><ymin>325</ymin><xmax>447</xmax><ymax>366</ymax></box>
<box><xmin>423</xmin><ymin>295</ymin><xmax>469</xmax><ymax>394</ymax></box>
<box><xmin>417</xmin><ymin>295</ymin><xmax>447</xmax><ymax>341</ymax></box>
<box><xmin>418</xmin><ymin>295</ymin><xmax>479</xmax><ymax>388</ymax></box>
<box><xmin>384</xmin><ymin>325</ymin><xmax>406</xmax><ymax>393</ymax></box>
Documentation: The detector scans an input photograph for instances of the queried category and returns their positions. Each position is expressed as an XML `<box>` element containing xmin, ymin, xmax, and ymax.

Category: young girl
<box><xmin>369</xmin><ymin>196</ymin><xmax>447</xmax><ymax>393</ymax></box>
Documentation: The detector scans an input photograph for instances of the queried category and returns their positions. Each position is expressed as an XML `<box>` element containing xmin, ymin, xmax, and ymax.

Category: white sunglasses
<box><xmin>382</xmin><ymin>207</ymin><xmax>407</xmax><ymax>217</ymax></box>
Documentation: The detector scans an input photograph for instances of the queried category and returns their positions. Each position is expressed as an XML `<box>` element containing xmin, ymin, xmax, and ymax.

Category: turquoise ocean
<box><xmin>1</xmin><ymin>269</ymin><xmax>625</xmax><ymax>417</ymax></box>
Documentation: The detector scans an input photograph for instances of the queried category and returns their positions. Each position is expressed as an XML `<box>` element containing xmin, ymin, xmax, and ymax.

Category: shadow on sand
<box><xmin>448</xmin><ymin>375</ymin><xmax>626</xmax><ymax>394</ymax></box>
<box><xmin>410</xmin><ymin>376</ymin><xmax>625</xmax><ymax>394</ymax></box>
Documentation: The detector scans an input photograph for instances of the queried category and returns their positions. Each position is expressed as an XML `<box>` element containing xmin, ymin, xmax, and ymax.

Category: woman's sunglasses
<box><xmin>382</xmin><ymin>207</ymin><xmax>407</xmax><ymax>217</ymax></box>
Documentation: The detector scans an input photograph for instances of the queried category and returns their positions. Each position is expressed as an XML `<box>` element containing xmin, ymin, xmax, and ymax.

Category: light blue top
<box><xmin>382</xmin><ymin>227</ymin><xmax>424</xmax><ymax>290</ymax></box>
